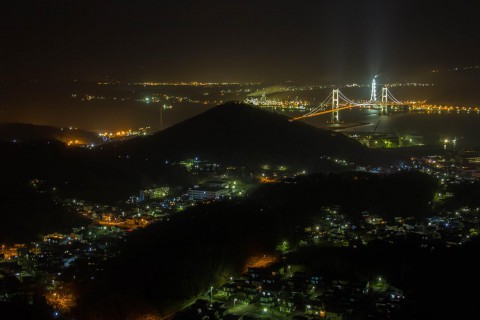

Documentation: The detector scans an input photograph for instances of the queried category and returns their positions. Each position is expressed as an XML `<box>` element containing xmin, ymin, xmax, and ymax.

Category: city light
<box><xmin>2</xmin><ymin>2</ymin><xmax>480</xmax><ymax>319</ymax></box>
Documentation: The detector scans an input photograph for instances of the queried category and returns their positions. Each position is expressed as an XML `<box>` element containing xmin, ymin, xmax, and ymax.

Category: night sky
<box><xmin>1</xmin><ymin>0</ymin><xmax>479</xmax><ymax>83</ymax></box>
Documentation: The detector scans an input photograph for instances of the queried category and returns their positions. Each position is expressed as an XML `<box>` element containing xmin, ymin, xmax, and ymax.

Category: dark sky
<box><xmin>1</xmin><ymin>0</ymin><xmax>479</xmax><ymax>83</ymax></box>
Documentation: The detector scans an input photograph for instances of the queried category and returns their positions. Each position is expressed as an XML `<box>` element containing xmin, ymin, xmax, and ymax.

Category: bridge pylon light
<box><xmin>381</xmin><ymin>87</ymin><xmax>388</xmax><ymax>113</ymax></box>
<box><xmin>370</xmin><ymin>77</ymin><xmax>377</xmax><ymax>102</ymax></box>
<box><xmin>381</xmin><ymin>87</ymin><xmax>388</xmax><ymax>103</ymax></box>
<box><xmin>332</xmin><ymin>89</ymin><xmax>340</xmax><ymax>123</ymax></box>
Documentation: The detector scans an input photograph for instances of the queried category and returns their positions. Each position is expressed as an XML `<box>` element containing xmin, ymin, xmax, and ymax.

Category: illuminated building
<box><xmin>138</xmin><ymin>187</ymin><xmax>170</xmax><ymax>201</ymax></box>
<box><xmin>459</xmin><ymin>149</ymin><xmax>480</xmax><ymax>165</ymax></box>
<box><xmin>187</xmin><ymin>185</ymin><xmax>228</xmax><ymax>200</ymax></box>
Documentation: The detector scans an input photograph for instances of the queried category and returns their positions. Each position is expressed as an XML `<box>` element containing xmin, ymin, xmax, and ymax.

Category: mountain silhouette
<box><xmin>112</xmin><ymin>102</ymin><xmax>377</xmax><ymax>167</ymax></box>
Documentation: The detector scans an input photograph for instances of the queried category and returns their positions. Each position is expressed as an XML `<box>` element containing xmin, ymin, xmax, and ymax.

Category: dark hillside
<box><xmin>112</xmin><ymin>102</ymin><xmax>383</xmax><ymax>167</ymax></box>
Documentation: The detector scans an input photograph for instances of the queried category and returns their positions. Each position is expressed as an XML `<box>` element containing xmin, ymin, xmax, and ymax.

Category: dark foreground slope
<box><xmin>73</xmin><ymin>172</ymin><xmax>477</xmax><ymax>320</ymax></box>
<box><xmin>0</xmin><ymin>188</ymin><xmax>88</xmax><ymax>244</ymax></box>
<box><xmin>0</xmin><ymin>141</ymin><xmax>91</xmax><ymax>243</ymax></box>
<box><xmin>113</xmin><ymin>102</ymin><xmax>382</xmax><ymax>167</ymax></box>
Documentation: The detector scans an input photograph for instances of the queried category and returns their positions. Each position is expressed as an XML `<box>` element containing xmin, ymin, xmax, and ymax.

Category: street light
<box><xmin>210</xmin><ymin>286</ymin><xmax>213</xmax><ymax>302</ymax></box>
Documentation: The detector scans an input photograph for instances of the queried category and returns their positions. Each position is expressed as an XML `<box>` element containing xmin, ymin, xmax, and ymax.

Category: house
<box><xmin>278</xmin><ymin>295</ymin><xmax>296</xmax><ymax>314</ymax></box>
<box><xmin>240</xmin><ymin>284</ymin><xmax>259</xmax><ymax>303</ymax></box>
<box><xmin>221</xmin><ymin>282</ymin><xmax>237</xmax><ymax>297</ymax></box>
<box><xmin>259</xmin><ymin>284</ymin><xmax>282</xmax><ymax>308</ymax></box>
<box><xmin>305</xmin><ymin>298</ymin><xmax>325</xmax><ymax>317</ymax></box>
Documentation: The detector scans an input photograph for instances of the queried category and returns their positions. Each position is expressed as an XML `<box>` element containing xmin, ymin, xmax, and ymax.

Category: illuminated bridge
<box><xmin>290</xmin><ymin>78</ymin><xmax>412</xmax><ymax>123</ymax></box>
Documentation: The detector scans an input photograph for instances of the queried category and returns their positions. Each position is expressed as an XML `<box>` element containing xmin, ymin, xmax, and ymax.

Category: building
<box><xmin>203</xmin><ymin>180</ymin><xmax>228</xmax><ymax>188</ymax></box>
<box><xmin>458</xmin><ymin>148</ymin><xmax>480</xmax><ymax>166</ymax></box>
<box><xmin>187</xmin><ymin>184</ymin><xmax>228</xmax><ymax>200</ymax></box>
<box><xmin>138</xmin><ymin>186</ymin><xmax>170</xmax><ymax>201</ymax></box>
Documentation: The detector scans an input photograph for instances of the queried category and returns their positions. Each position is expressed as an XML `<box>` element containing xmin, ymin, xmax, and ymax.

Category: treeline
<box><xmin>0</xmin><ymin>140</ymin><xmax>192</xmax><ymax>202</ymax></box>
<box><xmin>0</xmin><ymin>181</ymin><xmax>89</xmax><ymax>244</ymax></box>
<box><xmin>252</xmin><ymin>171</ymin><xmax>439</xmax><ymax>220</ymax></box>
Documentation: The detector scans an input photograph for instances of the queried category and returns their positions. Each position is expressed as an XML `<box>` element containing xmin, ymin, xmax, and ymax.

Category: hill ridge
<box><xmin>112</xmin><ymin>102</ymin><xmax>376</xmax><ymax>167</ymax></box>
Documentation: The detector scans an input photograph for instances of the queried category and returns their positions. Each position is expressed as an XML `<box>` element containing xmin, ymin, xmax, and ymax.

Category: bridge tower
<box><xmin>331</xmin><ymin>89</ymin><xmax>340</xmax><ymax>123</ymax></box>
<box><xmin>381</xmin><ymin>87</ymin><xmax>388</xmax><ymax>113</ymax></box>
<box><xmin>381</xmin><ymin>87</ymin><xmax>388</xmax><ymax>103</ymax></box>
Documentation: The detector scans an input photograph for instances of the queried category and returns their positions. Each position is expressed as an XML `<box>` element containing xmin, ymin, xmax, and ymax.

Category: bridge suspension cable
<box><xmin>338</xmin><ymin>91</ymin><xmax>357</xmax><ymax>105</ymax></box>
<box><xmin>302</xmin><ymin>90</ymin><xmax>333</xmax><ymax>117</ymax></box>
<box><xmin>289</xmin><ymin>84</ymin><xmax>406</xmax><ymax>122</ymax></box>
<box><xmin>290</xmin><ymin>88</ymin><xmax>364</xmax><ymax>122</ymax></box>
<box><xmin>387</xmin><ymin>89</ymin><xmax>402</xmax><ymax>104</ymax></box>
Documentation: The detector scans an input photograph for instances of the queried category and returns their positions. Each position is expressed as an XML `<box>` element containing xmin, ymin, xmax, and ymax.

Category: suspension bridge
<box><xmin>290</xmin><ymin>78</ymin><xmax>409</xmax><ymax>123</ymax></box>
